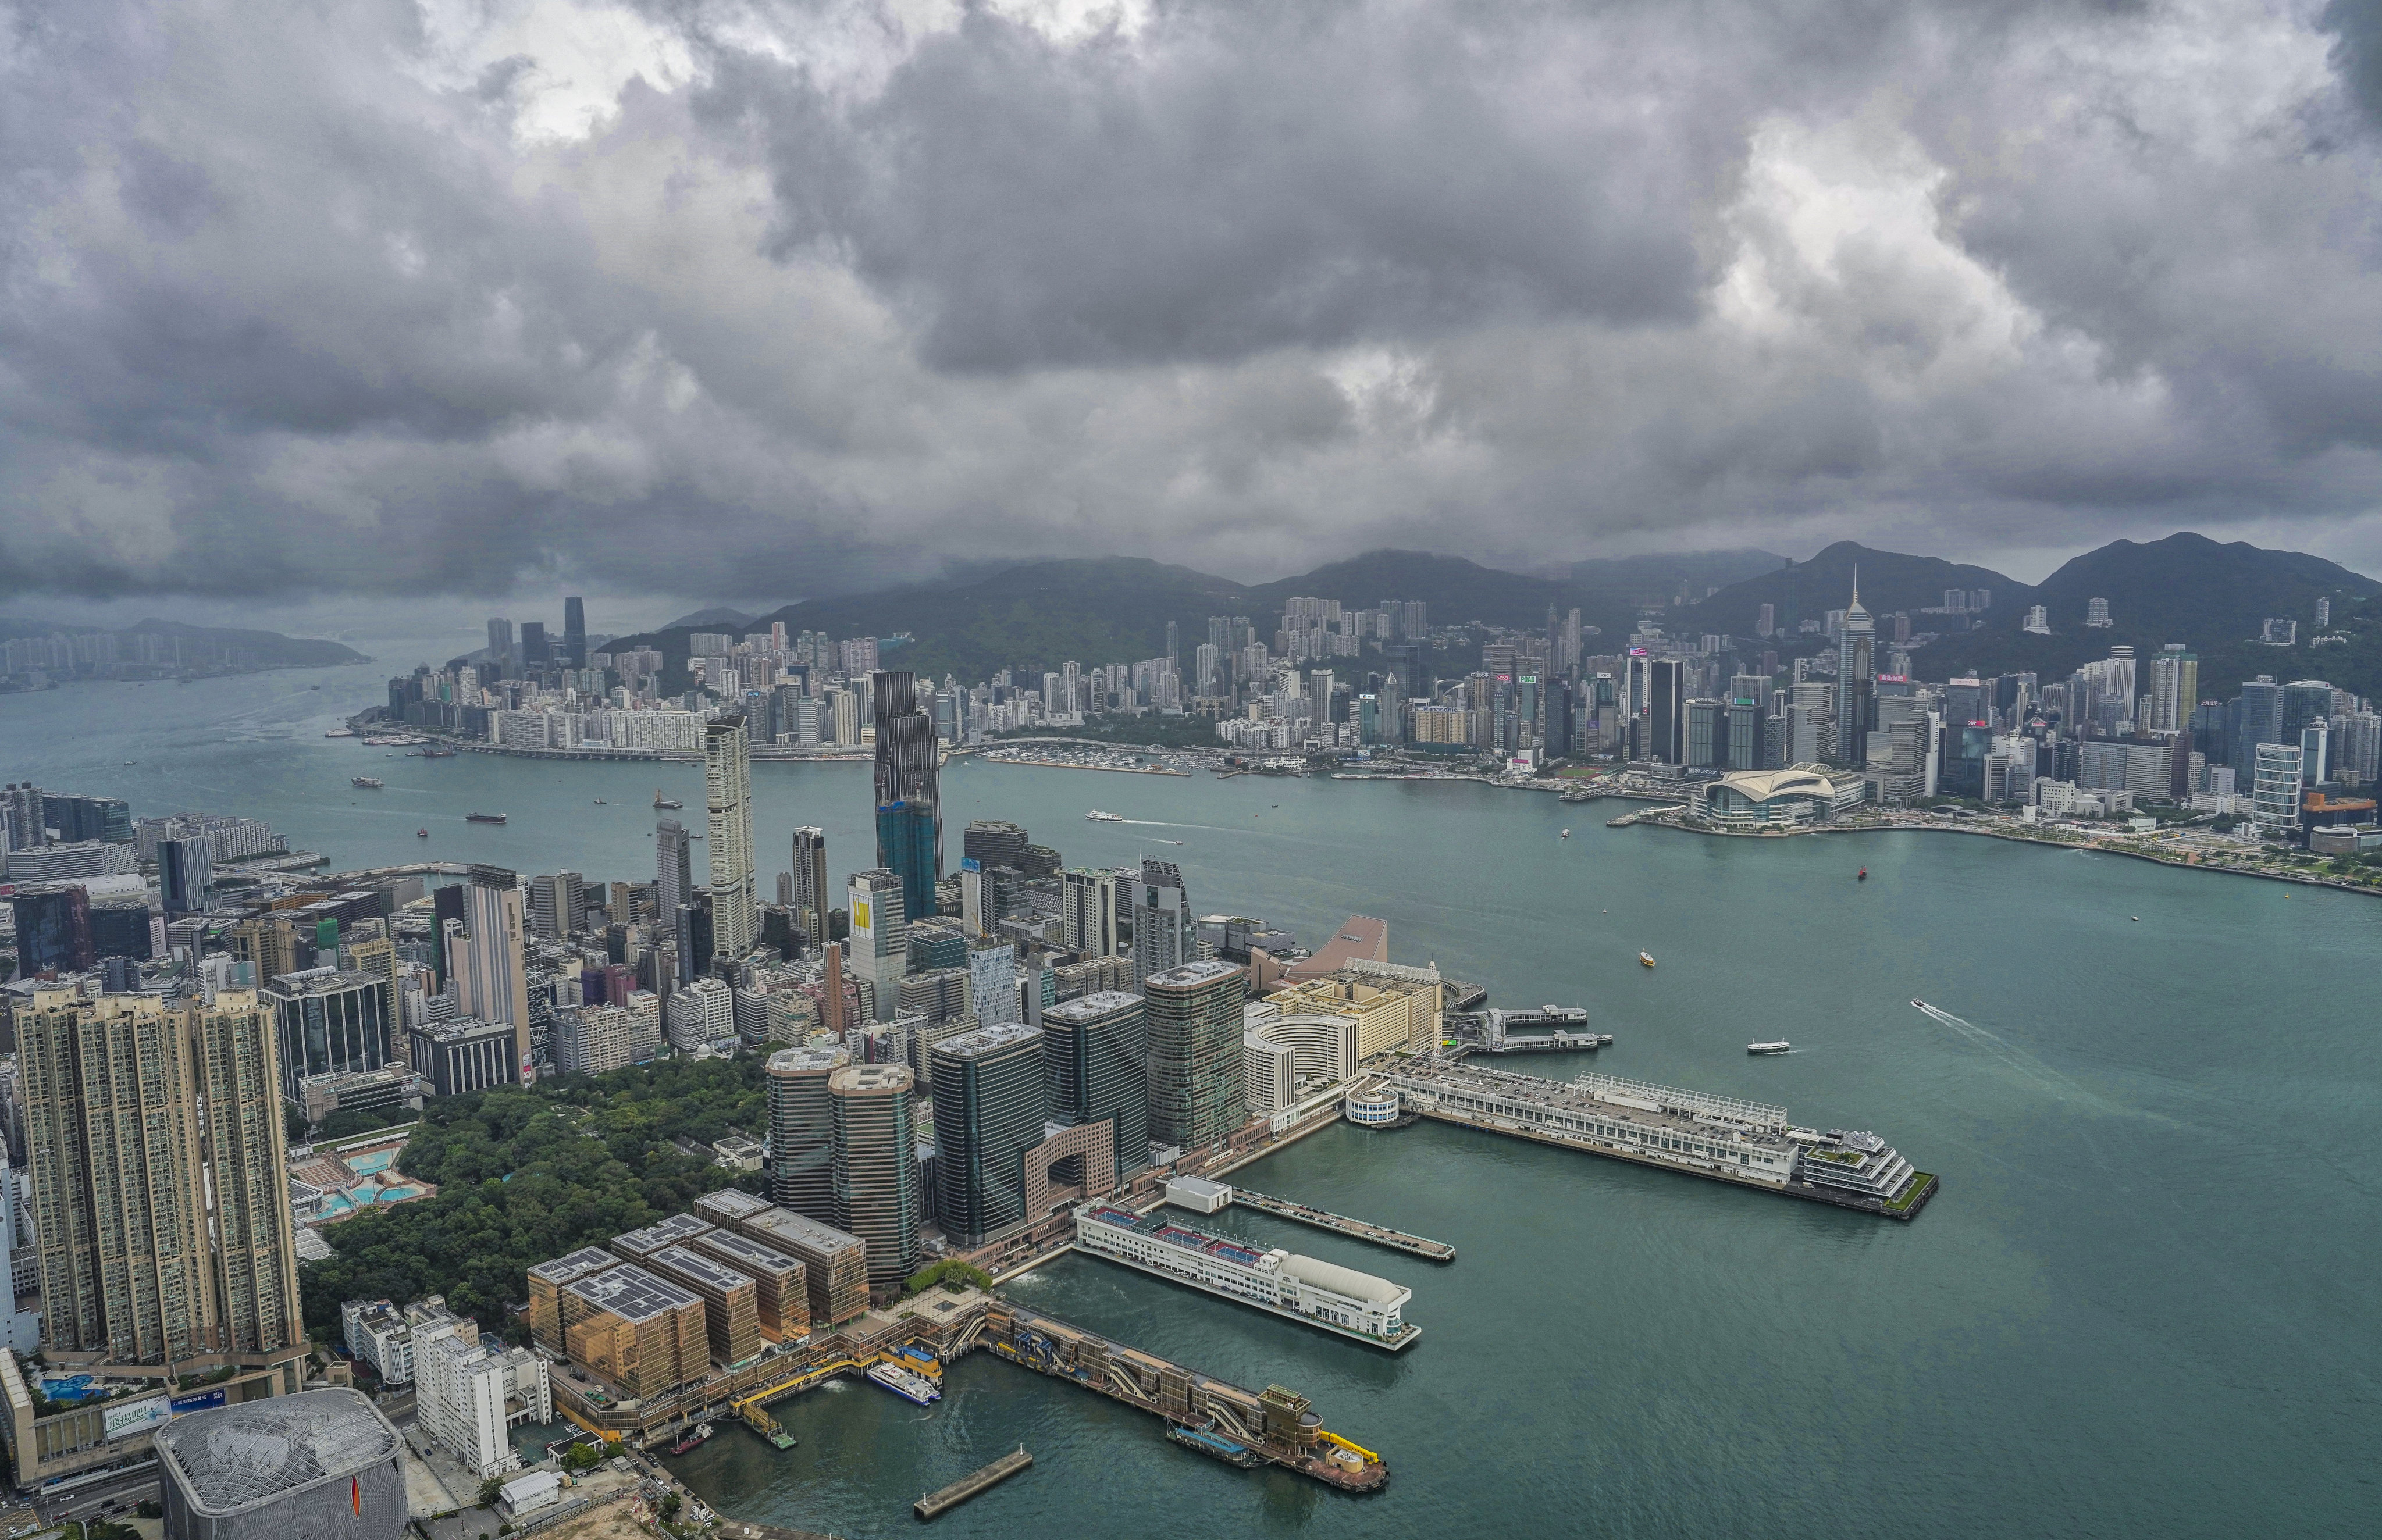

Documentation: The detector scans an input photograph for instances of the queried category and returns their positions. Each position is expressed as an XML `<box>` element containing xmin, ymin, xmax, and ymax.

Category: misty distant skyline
<box><xmin>5</xmin><ymin>1</ymin><xmax>2382</xmax><ymax>605</ymax></box>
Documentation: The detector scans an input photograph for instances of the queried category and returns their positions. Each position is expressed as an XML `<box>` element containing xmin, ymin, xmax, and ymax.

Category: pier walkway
<box><xmin>915</xmin><ymin>1448</ymin><xmax>1033</xmax><ymax>1519</ymax></box>
<box><xmin>1224</xmin><ymin>1188</ymin><xmax>1455</xmax><ymax>1262</ymax></box>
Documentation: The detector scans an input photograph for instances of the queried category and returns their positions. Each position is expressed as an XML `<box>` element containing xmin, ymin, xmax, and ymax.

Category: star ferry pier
<box><xmin>1375</xmin><ymin>1062</ymin><xmax>1937</xmax><ymax>1218</ymax></box>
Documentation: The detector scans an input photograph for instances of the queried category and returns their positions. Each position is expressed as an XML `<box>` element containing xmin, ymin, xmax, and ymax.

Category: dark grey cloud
<box><xmin>2</xmin><ymin>0</ymin><xmax>2381</xmax><ymax>605</ymax></box>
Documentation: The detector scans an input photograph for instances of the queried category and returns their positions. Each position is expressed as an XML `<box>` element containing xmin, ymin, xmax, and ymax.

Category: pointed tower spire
<box><xmin>1852</xmin><ymin>563</ymin><xmax>1860</xmax><ymax>607</ymax></box>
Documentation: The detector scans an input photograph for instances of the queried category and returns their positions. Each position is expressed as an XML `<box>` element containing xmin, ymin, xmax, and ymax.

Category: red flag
<box><xmin>352</xmin><ymin>1476</ymin><xmax>361</xmax><ymax>1515</ymax></box>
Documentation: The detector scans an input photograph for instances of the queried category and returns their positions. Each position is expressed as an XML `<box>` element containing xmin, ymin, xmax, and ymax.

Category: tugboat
<box><xmin>465</xmin><ymin>812</ymin><xmax>507</xmax><ymax>824</ymax></box>
<box><xmin>668</xmin><ymin>1422</ymin><xmax>713</xmax><ymax>1455</ymax></box>
<box><xmin>654</xmin><ymin>790</ymin><xmax>683</xmax><ymax>810</ymax></box>
<box><xmin>1638</xmin><ymin>951</ymin><xmax>1656</xmax><ymax>968</ymax></box>
<box><xmin>866</xmin><ymin>1362</ymin><xmax>941</xmax><ymax>1406</ymax></box>
<box><xmin>1747</xmin><ymin>1041</ymin><xmax>1792</xmax><ymax>1056</ymax></box>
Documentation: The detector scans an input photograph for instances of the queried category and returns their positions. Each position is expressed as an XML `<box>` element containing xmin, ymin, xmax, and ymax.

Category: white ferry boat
<box><xmin>351</xmin><ymin>776</ymin><xmax>383</xmax><ymax>790</ymax></box>
<box><xmin>866</xmin><ymin>1362</ymin><xmax>941</xmax><ymax>1406</ymax></box>
<box><xmin>1747</xmin><ymin>1041</ymin><xmax>1790</xmax><ymax>1055</ymax></box>
<box><xmin>1073</xmin><ymin>1203</ymin><xmax>1421</xmax><ymax>1351</ymax></box>
<box><xmin>1085</xmin><ymin>809</ymin><xmax>1125</xmax><ymax>822</ymax></box>
<box><xmin>323</xmin><ymin>728</ymin><xmax>356</xmax><ymax>738</ymax></box>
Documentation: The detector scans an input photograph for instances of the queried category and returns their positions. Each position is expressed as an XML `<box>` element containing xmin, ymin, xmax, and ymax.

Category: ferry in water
<box><xmin>668</xmin><ymin>1422</ymin><xmax>713</xmax><ymax>1455</ymax></box>
<box><xmin>1747</xmin><ymin>1041</ymin><xmax>1792</xmax><ymax>1056</ymax></box>
<box><xmin>323</xmin><ymin>728</ymin><xmax>356</xmax><ymax>738</ymax></box>
<box><xmin>466</xmin><ymin>812</ymin><xmax>507</xmax><ymax>824</ymax></box>
<box><xmin>418</xmin><ymin>744</ymin><xmax>455</xmax><ymax>758</ymax></box>
<box><xmin>1085</xmin><ymin>810</ymin><xmax>1125</xmax><ymax>822</ymax></box>
<box><xmin>351</xmin><ymin>776</ymin><xmax>383</xmax><ymax>790</ymax></box>
<box><xmin>866</xmin><ymin>1363</ymin><xmax>941</xmax><ymax>1406</ymax></box>
<box><xmin>654</xmin><ymin>790</ymin><xmax>683</xmax><ymax>809</ymax></box>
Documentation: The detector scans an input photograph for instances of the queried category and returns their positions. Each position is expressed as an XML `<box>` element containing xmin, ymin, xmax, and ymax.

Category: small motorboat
<box><xmin>1638</xmin><ymin>951</ymin><xmax>1655</xmax><ymax>968</ymax></box>
<box><xmin>2130</xmin><ymin>915</ymin><xmax>2140</xmax><ymax>921</ymax></box>
<box><xmin>1747</xmin><ymin>1041</ymin><xmax>1792</xmax><ymax>1056</ymax></box>
<box><xmin>593</xmin><ymin>798</ymin><xmax>607</xmax><ymax>805</ymax></box>
<box><xmin>416</xmin><ymin>828</ymin><xmax>429</xmax><ymax>839</ymax></box>
<box><xmin>1857</xmin><ymin>867</ymin><xmax>1867</xmax><ymax>880</ymax></box>
<box><xmin>1560</xmin><ymin>829</ymin><xmax>1571</xmax><ymax>839</ymax></box>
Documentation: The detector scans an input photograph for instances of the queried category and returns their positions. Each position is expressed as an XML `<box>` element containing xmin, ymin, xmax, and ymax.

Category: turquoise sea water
<box><xmin>6</xmin><ymin>663</ymin><xmax>2379</xmax><ymax>1537</ymax></box>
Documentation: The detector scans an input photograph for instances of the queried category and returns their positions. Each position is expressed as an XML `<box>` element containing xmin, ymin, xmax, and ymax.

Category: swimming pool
<box><xmin>345</xmin><ymin>1148</ymin><xmax>399</xmax><ymax>1175</ymax></box>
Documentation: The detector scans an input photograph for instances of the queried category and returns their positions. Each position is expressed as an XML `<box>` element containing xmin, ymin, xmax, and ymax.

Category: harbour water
<box><xmin>5</xmin><ymin>662</ymin><xmax>2379</xmax><ymax>1536</ymax></box>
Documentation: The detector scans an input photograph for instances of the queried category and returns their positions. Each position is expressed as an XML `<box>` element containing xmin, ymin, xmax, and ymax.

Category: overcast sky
<box><xmin>5</xmin><ymin>0</ymin><xmax>2382</xmax><ymax>615</ymax></box>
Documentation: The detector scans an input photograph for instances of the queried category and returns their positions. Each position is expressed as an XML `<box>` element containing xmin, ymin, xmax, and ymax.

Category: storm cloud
<box><xmin>2</xmin><ymin>0</ymin><xmax>2380</xmax><ymax>601</ymax></box>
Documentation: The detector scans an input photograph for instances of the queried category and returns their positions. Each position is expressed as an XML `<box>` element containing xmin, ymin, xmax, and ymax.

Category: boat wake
<box><xmin>1910</xmin><ymin>1000</ymin><xmax>2127</xmax><ymax>1114</ymax></box>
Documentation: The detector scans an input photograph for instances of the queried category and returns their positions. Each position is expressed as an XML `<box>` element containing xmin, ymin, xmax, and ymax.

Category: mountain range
<box><xmin>0</xmin><ymin>616</ymin><xmax>369</xmax><ymax>668</ymax></box>
<box><xmin>611</xmin><ymin>533</ymin><xmax>2382</xmax><ymax>699</ymax></box>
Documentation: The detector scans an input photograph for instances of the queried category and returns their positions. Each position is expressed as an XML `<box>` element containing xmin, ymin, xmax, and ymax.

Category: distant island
<box><xmin>0</xmin><ymin>617</ymin><xmax>369</xmax><ymax>691</ymax></box>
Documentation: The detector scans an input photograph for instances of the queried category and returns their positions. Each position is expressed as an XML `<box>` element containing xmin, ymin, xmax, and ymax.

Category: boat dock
<box><xmin>1221</xmin><ymin>1186</ymin><xmax>1455</xmax><ymax>1263</ymax></box>
<box><xmin>1374</xmin><ymin>1060</ymin><xmax>1937</xmax><ymax>1222</ymax></box>
<box><xmin>914</xmin><ymin>1448</ymin><xmax>1033</xmax><ymax>1520</ymax></box>
<box><xmin>954</xmin><ymin>1301</ymin><xmax>1388</xmax><ymax>1493</ymax></box>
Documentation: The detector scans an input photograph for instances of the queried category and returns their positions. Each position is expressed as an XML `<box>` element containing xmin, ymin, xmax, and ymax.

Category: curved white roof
<box><xmin>1277</xmin><ymin>1252</ymin><xmax>1407</xmax><ymax>1305</ymax></box>
<box><xmin>1706</xmin><ymin>767</ymin><xmax>1835</xmax><ymax>801</ymax></box>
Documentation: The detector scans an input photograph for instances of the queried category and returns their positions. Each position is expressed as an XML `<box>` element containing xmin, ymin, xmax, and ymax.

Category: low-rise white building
<box><xmin>340</xmin><ymin>1298</ymin><xmax>415</xmax><ymax>1386</ymax></box>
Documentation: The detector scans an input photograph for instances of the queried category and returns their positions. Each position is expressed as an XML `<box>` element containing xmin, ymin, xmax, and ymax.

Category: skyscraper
<box><xmin>1042</xmin><ymin>990</ymin><xmax>1149</xmax><ymax>1184</ymax></box>
<box><xmin>829</xmin><ymin>1064</ymin><xmax>920</xmax><ymax>1285</ymax></box>
<box><xmin>262</xmin><ymin>968</ymin><xmax>394</xmax><ymax>1106</ymax></box>
<box><xmin>1835</xmin><ymin>573</ymin><xmax>1877</xmax><ymax>765</ymax></box>
<box><xmin>562</xmin><ymin>596</ymin><xmax>586</xmax><ymax>669</ymax></box>
<box><xmin>528</xmin><ymin>871</ymin><xmax>585</xmax><ymax>940</ymax></box>
<box><xmin>157</xmin><ymin>833</ymin><xmax>213</xmax><ymax>915</ymax></box>
<box><xmin>486</xmin><ymin>618</ymin><xmax>514</xmax><ymax>672</ymax></box>
<box><xmin>656</xmin><ymin>818</ymin><xmax>693</xmax><ymax>921</ymax></box>
<box><xmin>875</xmin><ymin>801</ymin><xmax>939</xmax><ymax>926</ymax></box>
<box><xmin>10</xmin><ymin>884</ymin><xmax>94</xmax><ymax>975</ymax></box>
<box><xmin>1131</xmin><ymin>858</ymin><xmax>1198</xmax><ymax>981</ymax></box>
<box><xmin>873</xmin><ymin>670</ymin><xmax>942</xmax><ymax>897</ymax></box>
<box><xmin>704</xmin><ymin>713</ymin><xmax>757</xmax><ymax>960</ymax></box>
<box><xmin>789</xmin><ymin>827</ymin><xmax>829</xmax><ymax>949</ymax></box>
<box><xmin>1142</xmin><ymin>959</ymin><xmax>1247</xmax><ymax>1152</ymax></box>
<box><xmin>453</xmin><ymin>865</ymin><xmax>529</xmax><ymax>1081</ymax></box>
<box><xmin>193</xmin><ymin>990</ymin><xmax>305</xmax><ymax>1354</ymax></box>
<box><xmin>20</xmin><ymin>990</ymin><xmax>216</xmax><ymax>1363</ymax></box>
<box><xmin>968</xmin><ymin>942</ymin><xmax>1020</xmax><ymax>1026</ymax></box>
<box><xmin>767</xmin><ymin>1045</ymin><xmax>848</xmax><ymax>1222</ymax></box>
<box><xmin>847</xmin><ymin>869</ymin><xmax>908</xmax><ymax>1021</ymax></box>
<box><xmin>928</xmin><ymin>1022</ymin><xmax>1046</xmax><ymax>1247</ymax></box>
<box><xmin>1061</xmin><ymin>868</ymin><xmax>1121</xmax><ymax>956</ymax></box>
<box><xmin>521</xmin><ymin>621</ymin><xmax>549</xmax><ymax>667</ymax></box>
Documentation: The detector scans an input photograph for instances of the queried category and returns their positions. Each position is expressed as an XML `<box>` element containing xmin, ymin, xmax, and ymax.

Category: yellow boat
<box><xmin>1638</xmin><ymin>951</ymin><xmax>1655</xmax><ymax>968</ymax></box>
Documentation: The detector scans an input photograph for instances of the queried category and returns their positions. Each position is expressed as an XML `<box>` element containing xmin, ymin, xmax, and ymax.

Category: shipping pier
<box><xmin>916</xmin><ymin>1448</ymin><xmax>1033</xmax><ymax>1520</ymax></box>
<box><xmin>957</xmin><ymin>1302</ymin><xmax>1388</xmax><ymax>1492</ymax></box>
<box><xmin>698</xmin><ymin>1296</ymin><xmax>1388</xmax><ymax>1498</ymax></box>
<box><xmin>1376</xmin><ymin>1060</ymin><xmax>1936</xmax><ymax>1220</ymax></box>
<box><xmin>1447</xmin><ymin>1006</ymin><xmax>1614</xmax><ymax>1057</ymax></box>
<box><xmin>1164</xmin><ymin>1175</ymin><xmax>1455</xmax><ymax>1262</ymax></box>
